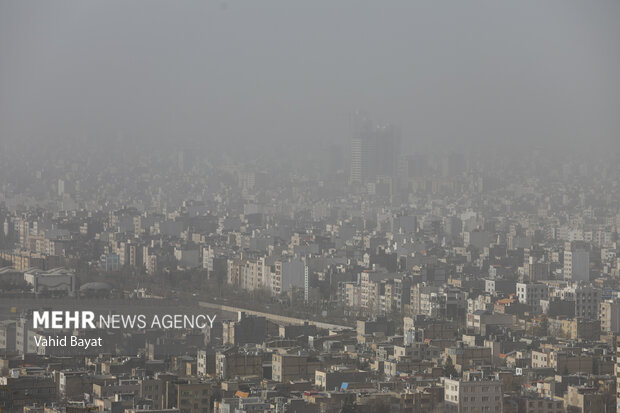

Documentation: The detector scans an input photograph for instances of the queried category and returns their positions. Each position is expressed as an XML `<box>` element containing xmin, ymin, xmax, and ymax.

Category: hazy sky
<box><xmin>1</xmin><ymin>1</ymin><xmax>619</xmax><ymax>154</ymax></box>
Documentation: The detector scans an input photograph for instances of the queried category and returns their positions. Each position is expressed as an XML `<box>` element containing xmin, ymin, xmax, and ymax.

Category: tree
<box><xmin>340</xmin><ymin>395</ymin><xmax>359</xmax><ymax>413</ymax></box>
<box><xmin>443</xmin><ymin>356</ymin><xmax>458</xmax><ymax>378</ymax></box>
<box><xmin>538</xmin><ymin>317</ymin><xmax>549</xmax><ymax>336</ymax></box>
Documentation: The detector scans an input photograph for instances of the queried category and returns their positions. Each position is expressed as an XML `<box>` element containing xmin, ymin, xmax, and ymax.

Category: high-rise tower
<box><xmin>349</xmin><ymin>113</ymin><xmax>400</xmax><ymax>185</ymax></box>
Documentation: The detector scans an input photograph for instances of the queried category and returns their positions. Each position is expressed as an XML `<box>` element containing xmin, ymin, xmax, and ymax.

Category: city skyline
<box><xmin>1</xmin><ymin>1</ymin><xmax>619</xmax><ymax>413</ymax></box>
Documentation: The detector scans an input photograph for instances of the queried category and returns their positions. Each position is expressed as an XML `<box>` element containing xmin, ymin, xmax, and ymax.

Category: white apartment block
<box><xmin>516</xmin><ymin>283</ymin><xmax>549</xmax><ymax>312</ymax></box>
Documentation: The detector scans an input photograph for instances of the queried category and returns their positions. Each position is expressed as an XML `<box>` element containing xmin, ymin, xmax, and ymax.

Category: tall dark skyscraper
<box><xmin>349</xmin><ymin>113</ymin><xmax>400</xmax><ymax>185</ymax></box>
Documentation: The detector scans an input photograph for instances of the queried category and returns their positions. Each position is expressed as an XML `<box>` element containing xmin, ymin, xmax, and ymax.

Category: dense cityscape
<box><xmin>2</xmin><ymin>1</ymin><xmax>620</xmax><ymax>413</ymax></box>
<box><xmin>1</xmin><ymin>129</ymin><xmax>620</xmax><ymax>413</ymax></box>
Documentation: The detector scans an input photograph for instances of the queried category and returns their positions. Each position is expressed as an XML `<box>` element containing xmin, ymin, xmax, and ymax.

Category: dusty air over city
<box><xmin>0</xmin><ymin>1</ymin><xmax>619</xmax><ymax>412</ymax></box>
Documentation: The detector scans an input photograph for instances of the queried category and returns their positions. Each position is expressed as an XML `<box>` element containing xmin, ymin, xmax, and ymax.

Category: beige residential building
<box><xmin>215</xmin><ymin>349</ymin><xmax>262</xmax><ymax>380</ymax></box>
<box><xmin>272</xmin><ymin>353</ymin><xmax>320</xmax><ymax>382</ymax></box>
<box><xmin>520</xmin><ymin>397</ymin><xmax>564</xmax><ymax>413</ymax></box>
<box><xmin>600</xmin><ymin>299</ymin><xmax>620</xmax><ymax>332</ymax></box>
<box><xmin>444</xmin><ymin>345</ymin><xmax>492</xmax><ymax>373</ymax></box>
<box><xmin>175</xmin><ymin>382</ymin><xmax>212</xmax><ymax>413</ymax></box>
<box><xmin>443</xmin><ymin>377</ymin><xmax>503</xmax><ymax>413</ymax></box>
